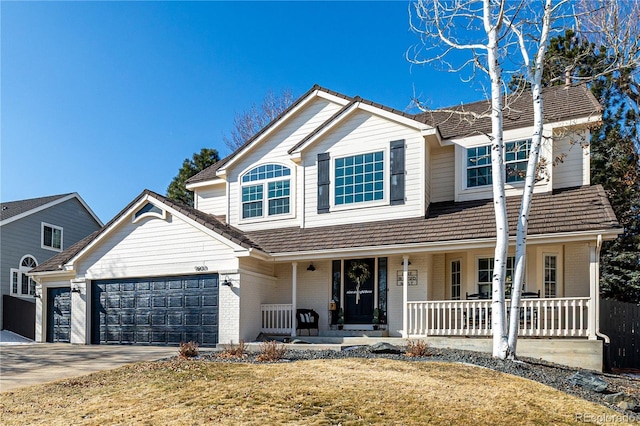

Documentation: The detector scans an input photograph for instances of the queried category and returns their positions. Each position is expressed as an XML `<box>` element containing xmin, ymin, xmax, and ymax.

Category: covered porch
<box><xmin>254</xmin><ymin>238</ymin><xmax>603</xmax><ymax>341</ymax></box>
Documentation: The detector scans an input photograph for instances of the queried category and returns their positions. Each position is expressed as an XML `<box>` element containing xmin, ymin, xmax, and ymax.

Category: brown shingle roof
<box><xmin>1</xmin><ymin>194</ymin><xmax>73</xmax><ymax>222</ymax></box>
<box><xmin>31</xmin><ymin>185</ymin><xmax>618</xmax><ymax>273</ymax></box>
<box><xmin>416</xmin><ymin>84</ymin><xmax>601</xmax><ymax>139</ymax></box>
<box><xmin>244</xmin><ymin>185</ymin><xmax>619</xmax><ymax>254</ymax></box>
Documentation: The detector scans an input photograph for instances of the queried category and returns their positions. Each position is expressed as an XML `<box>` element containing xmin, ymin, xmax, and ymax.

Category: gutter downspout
<box><xmin>593</xmin><ymin>235</ymin><xmax>611</xmax><ymax>372</ymax></box>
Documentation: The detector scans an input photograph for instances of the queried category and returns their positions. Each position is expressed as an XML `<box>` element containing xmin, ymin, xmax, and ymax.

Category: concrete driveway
<box><xmin>0</xmin><ymin>344</ymin><xmax>179</xmax><ymax>392</ymax></box>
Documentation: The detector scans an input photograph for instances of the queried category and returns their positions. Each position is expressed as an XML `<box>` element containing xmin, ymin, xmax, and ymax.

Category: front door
<box><xmin>343</xmin><ymin>258</ymin><xmax>375</xmax><ymax>324</ymax></box>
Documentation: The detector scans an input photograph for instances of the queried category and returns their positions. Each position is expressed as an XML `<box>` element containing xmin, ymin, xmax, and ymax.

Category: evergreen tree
<box><xmin>166</xmin><ymin>148</ymin><xmax>220</xmax><ymax>207</ymax></box>
<box><xmin>543</xmin><ymin>30</ymin><xmax>640</xmax><ymax>302</ymax></box>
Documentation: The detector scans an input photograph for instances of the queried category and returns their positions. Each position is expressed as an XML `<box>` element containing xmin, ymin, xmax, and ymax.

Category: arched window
<box><xmin>241</xmin><ymin>164</ymin><xmax>291</xmax><ymax>219</ymax></box>
<box><xmin>11</xmin><ymin>255</ymin><xmax>37</xmax><ymax>297</ymax></box>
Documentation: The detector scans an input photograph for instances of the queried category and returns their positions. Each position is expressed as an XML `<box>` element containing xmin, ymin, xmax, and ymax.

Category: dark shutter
<box><xmin>390</xmin><ymin>140</ymin><xmax>405</xmax><ymax>205</ymax></box>
<box><xmin>317</xmin><ymin>152</ymin><xmax>330</xmax><ymax>213</ymax></box>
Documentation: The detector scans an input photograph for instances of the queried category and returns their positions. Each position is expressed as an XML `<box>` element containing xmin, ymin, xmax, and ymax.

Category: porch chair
<box><xmin>296</xmin><ymin>309</ymin><xmax>320</xmax><ymax>336</ymax></box>
<box><xmin>464</xmin><ymin>292</ymin><xmax>491</xmax><ymax>328</ymax></box>
<box><xmin>518</xmin><ymin>290</ymin><xmax>541</xmax><ymax>326</ymax></box>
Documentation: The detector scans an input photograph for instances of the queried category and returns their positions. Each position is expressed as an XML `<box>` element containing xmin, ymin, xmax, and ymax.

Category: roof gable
<box><xmin>30</xmin><ymin>190</ymin><xmax>264</xmax><ymax>274</ymax></box>
<box><xmin>0</xmin><ymin>193</ymin><xmax>103</xmax><ymax>227</ymax></box>
<box><xmin>186</xmin><ymin>85</ymin><xmax>351</xmax><ymax>186</ymax></box>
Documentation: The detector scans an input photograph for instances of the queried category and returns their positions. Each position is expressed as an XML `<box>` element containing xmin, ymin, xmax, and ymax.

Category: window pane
<box><xmin>334</xmin><ymin>152</ymin><xmax>384</xmax><ymax>206</ymax></box>
<box><xmin>44</xmin><ymin>226</ymin><xmax>53</xmax><ymax>247</ymax></box>
<box><xmin>12</xmin><ymin>272</ymin><xmax>18</xmax><ymax>294</ymax></box>
<box><xmin>21</xmin><ymin>274</ymin><xmax>29</xmax><ymax>295</ymax></box>
<box><xmin>52</xmin><ymin>228</ymin><xmax>62</xmax><ymax>249</ymax></box>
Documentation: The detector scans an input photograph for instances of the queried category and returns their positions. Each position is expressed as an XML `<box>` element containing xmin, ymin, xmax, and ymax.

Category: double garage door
<box><xmin>91</xmin><ymin>274</ymin><xmax>218</xmax><ymax>346</ymax></box>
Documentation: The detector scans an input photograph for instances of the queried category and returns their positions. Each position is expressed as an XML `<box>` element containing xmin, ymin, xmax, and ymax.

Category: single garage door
<box><xmin>92</xmin><ymin>275</ymin><xmax>218</xmax><ymax>346</ymax></box>
<box><xmin>47</xmin><ymin>287</ymin><xmax>71</xmax><ymax>343</ymax></box>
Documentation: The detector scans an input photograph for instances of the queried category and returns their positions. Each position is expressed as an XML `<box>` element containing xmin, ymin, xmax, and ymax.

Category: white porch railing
<box><xmin>261</xmin><ymin>304</ymin><xmax>293</xmax><ymax>334</ymax></box>
<box><xmin>407</xmin><ymin>297</ymin><xmax>591</xmax><ymax>338</ymax></box>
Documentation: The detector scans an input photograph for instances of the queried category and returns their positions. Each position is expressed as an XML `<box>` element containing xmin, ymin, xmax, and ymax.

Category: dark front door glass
<box><xmin>343</xmin><ymin>258</ymin><xmax>375</xmax><ymax>324</ymax></box>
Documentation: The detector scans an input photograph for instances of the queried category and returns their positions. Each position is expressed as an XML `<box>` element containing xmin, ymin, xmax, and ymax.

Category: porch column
<box><xmin>402</xmin><ymin>255</ymin><xmax>409</xmax><ymax>338</ymax></box>
<box><xmin>291</xmin><ymin>262</ymin><xmax>298</xmax><ymax>337</ymax></box>
<box><xmin>588</xmin><ymin>237</ymin><xmax>601</xmax><ymax>340</ymax></box>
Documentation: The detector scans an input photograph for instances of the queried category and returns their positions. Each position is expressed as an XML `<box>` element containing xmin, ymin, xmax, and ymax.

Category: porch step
<box><xmin>319</xmin><ymin>329</ymin><xmax>389</xmax><ymax>338</ymax></box>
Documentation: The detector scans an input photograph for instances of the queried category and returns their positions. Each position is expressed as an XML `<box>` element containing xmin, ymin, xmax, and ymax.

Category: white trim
<box><xmin>41</xmin><ymin>222</ymin><xmax>63</xmax><ymax>252</ymax></box>
<box><xmin>10</xmin><ymin>255</ymin><xmax>38</xmax><ymax>297</ymax></box>
<box><xmin>238</xmin><ymin>162</ymin><xmax>296</xmax><ymax>224</ymax></box>
<box><xmin>132</xmin><ymin>203</ymin><xmax>167</xmax><ymax>223</ymax></box>
<box><xmin>186</xmin><ymin>177</ymin><xmax>226</xmax><ymax>191</ymax></box>
<box><xmin>289</xmin><ymin>101</ymin><xmax>436</xmax><ymax>156</ymax></box>
<box><xmin>0</xmin><ymin>193</ymin><xmax>103</xmax><ymax>227</ymax></box>
<box><xmin>216</xmin><ymin>90</ymin><xmax>350</xmax><ymax>175</ymax></box>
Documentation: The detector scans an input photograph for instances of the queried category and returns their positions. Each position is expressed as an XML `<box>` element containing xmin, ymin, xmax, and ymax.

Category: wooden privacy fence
<box><xmin>600</xmin><ymin>299</ymin><xmax>640</xmax><ymax>369</ymax></box>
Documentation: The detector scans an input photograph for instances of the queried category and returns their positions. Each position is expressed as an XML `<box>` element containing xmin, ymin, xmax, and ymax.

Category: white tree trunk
<box><xmin>506</xmin><ymin>0</ymin><xmax>553</xmax><ymax>358</ymax></box>
<box><xmin>484</xmin><ymin>0</ymin><xmax>509</xmax><ymax>359</ymax></box>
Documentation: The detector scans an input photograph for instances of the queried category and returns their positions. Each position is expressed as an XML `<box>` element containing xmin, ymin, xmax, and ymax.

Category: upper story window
<box><xmin>41</xmin><ymin>222</ymin><xmax>63</xmax><ymax>251</ymax></box>
<box><xmin>466</xmin><ymin>139</ymin><xmax>531</xmax><ymax>188</ymax></box>
<box><xmin>334</xmin><ymin>151</ymin><xmax>384</xmax><ymax>206</ymax></box>
<box><xmin>11</xmin><ymin>255</ymin><xmax>37</xmax><ymax>297</ymax></box>
<box><xmin>241</xmin><ymin>164</ymin><xmax>291</xmax><ymax>219</ymax></box>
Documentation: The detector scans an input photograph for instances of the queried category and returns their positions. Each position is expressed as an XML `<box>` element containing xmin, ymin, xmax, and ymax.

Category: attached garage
<box><xmin>91</xmin><ymin>274</ymin><xmax>219</xmax><ymax>346</ymax></box>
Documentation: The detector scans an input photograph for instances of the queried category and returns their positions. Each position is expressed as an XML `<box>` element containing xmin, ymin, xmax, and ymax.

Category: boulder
<box><xmin>566</xmin><ymin>371</ymin><xmax>608</xmax><ymax>393</ymax></box>
<box><xmin>369</xmin><ymin>342</ymin><xmax>403</xmax><ymax>354</ymax></box>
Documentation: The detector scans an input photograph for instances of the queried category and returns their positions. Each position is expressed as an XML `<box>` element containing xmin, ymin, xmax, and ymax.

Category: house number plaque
<box><xmin>396</xmin><ymin>270</ymin><xmax>418</xmax><ymax>286</ymax></box>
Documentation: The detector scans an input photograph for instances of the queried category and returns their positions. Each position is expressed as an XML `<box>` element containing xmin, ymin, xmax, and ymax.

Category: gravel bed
<box><xmin>198</xmin><ymin>344</ymin><xmax>640</xmax><ymax>418</ymax></box>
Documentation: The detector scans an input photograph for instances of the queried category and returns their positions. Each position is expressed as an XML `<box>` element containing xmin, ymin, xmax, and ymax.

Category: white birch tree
<box><xmin>409</xmin><ymin>0</ymin><xmax>569</xmax><ymax>359</ymax></box>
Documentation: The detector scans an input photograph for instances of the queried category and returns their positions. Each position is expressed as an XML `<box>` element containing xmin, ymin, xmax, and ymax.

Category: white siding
<box><xmin>76</xmin><ymin>213</ymin><xmax>239</xmax><ymax>279</ymax></box>
<box><xmin>553</xmin><ymin>132</ymin><xmax>590</xmax><ymax>189</ymax></box>
<box><xmin>564</xmin><ymin>243</ymin><xmax>590</xmax><ymax>297</ymax></box>
<box><xmin>227</xmin><ymin>99</ymin><xmax>344</xmax><ymax>230</ymax></box>
<box><xmin>303</xmin><ymin>112</ymin><xmax>425</xmax><ymax>228</ymax></box>
<box><xmin>239</xmin><ymin>271</ymin><xmax>277</xmax><ymax>342</ymax></box>
<box><xmin>195</xmin><ymin>184</ymin><xmax>227</xmax><ymax>218</ymax></box>
<box><xmin>431</xmin><ymin>145</ymin><xmax>455</xmax><ymax>202</ymax></box>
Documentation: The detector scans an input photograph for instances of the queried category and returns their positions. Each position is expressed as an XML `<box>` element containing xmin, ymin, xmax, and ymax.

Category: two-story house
<box><xmin>30</xmin><ymin>85</ymin><xmax>620</xmax><ymax>370</ymax></box>
<box><xmin>1</xmin><ymin>193</ymin><xmax>102</xmax><ymax>340</ymax></box>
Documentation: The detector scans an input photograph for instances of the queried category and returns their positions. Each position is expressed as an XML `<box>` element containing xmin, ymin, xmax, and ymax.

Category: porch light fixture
<box><xmin>307</xmin><ymin>263</ymin><xmax>316</xmax><ymax>271</ymax></box>
<box><xmin>71</xmin><ymin>285</ymin><xmax>81</xmax><ymax>293</ymax></box>
<box><xmin>400</xmin><ymin>260</ymin><xmax>412</xmax><ymax>266</ymax></box>
<box><xmin>222</xmin><ymin>276</ymin><xmax>234</xmax><ymax>287</ymax></box>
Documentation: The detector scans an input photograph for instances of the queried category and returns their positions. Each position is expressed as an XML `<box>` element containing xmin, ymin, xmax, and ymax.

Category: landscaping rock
<box><xmin>603</xmin><ymin>392</ymin><xmax>638</xmax><ymax>411</ymax></box>
<box><xmin>617</xmin><ymin>401</ymin><xmax>637</xmax><ymax>411</ymax></box>
<box><xmin>567</xmin><ymin>372</ymin><xmax>608</xmax><ymax>393</ymax></box>
<box><xmin>368</xmin><ymin>342</ymin><xmax>403</xmax><ymax>354</ymax></box>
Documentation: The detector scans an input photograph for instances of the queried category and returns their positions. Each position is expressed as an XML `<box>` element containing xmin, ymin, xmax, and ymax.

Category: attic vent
<box><xmin>133</xmin><ymin>202</ymin><xmax>166</xmax><ymax>223</ymax></box>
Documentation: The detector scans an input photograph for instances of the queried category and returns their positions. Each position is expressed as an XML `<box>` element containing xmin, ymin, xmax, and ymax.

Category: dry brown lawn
<box><xmin>0</xmin><ymin>358</ymin><xmax>627</xmax><ymax>425</ymax></box>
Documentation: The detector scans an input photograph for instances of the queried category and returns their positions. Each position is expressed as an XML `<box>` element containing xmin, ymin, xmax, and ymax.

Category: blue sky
<box><xmin>2</xmin><ymin>1</ymin><xmax>483</xmax><ymax>223</ymax></box>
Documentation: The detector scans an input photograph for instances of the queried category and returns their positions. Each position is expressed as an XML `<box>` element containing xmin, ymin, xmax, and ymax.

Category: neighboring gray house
<box><xmin>0</xmin><ymin>193</ymin><xmax>102</xmax><ymax>339</ymax></box>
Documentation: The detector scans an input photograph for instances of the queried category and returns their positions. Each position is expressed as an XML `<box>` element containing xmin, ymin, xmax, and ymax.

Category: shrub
<box><xmin>405</xmin><ymin>339</ymin><xmax>429</xmax><ymax>357</ymax></box>
<box><xmin>256</xmin><ymin>340</ymin><xmax>287</xmax><ymax>362</ymax></box>
<box><xmin>218</xmin><ymin>340</ymin><xmax>247</xmax><ymax>359</ymax></box>
<box><xmin>178</xmin><ymin>341</ymin><xmax>200</xmax><ymax>359</ymax></box>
